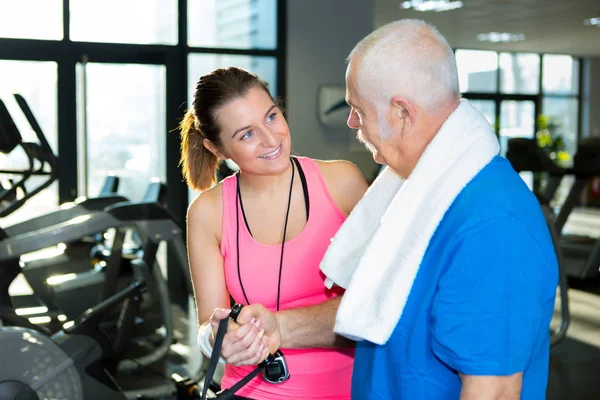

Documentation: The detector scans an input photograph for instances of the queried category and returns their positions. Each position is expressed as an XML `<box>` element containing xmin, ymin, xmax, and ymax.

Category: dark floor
<box><xmin>548</xmin><ymin>337</ymin><xmax>600</xmax><ymax>399</ymax></box>
<box><xmin>547</xmin><ymin>275</ymin><xmax>600</xmax><ymax>399</ymax></box>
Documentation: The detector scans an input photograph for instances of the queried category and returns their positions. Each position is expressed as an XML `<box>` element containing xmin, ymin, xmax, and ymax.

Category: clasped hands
<box><xmin>208</xmin><ymin>303</ymin><xmax>282</xmax><ymax>366</ymax></box>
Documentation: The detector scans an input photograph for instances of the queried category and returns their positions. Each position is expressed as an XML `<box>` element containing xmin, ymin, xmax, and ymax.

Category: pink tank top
<box><xmin>219</xmin><ymin>157</ymin><xmax>354</xmax><ymax>399</ymax></box>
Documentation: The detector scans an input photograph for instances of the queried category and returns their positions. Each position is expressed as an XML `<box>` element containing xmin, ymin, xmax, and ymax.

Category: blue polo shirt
<box><xmin>351</xmin><ymin>156</ymin><xmax>558</xmax><ymax>399</ymax></box>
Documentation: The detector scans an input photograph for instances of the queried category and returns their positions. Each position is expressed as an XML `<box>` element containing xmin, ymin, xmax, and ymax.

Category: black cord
<box><xmin>236</xmin><ymin>178</ymin><xmax>251</xmax><ymax>305</ymax></box>
<box><xmin>236</xmin><ymin>159</ymin><xmax>295</xmax><ymax>311</ymax></box>
<box><xmin>276</xmin><ymin>162</ymin><xmax>295</xmax><ymax>312</ymax></box>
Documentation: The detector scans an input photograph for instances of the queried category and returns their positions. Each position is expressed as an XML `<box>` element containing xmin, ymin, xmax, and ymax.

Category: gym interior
<box><xmin>1</xmin><ymin>0</ymin><xmax>599</xmax><ymax>399</ymax></box>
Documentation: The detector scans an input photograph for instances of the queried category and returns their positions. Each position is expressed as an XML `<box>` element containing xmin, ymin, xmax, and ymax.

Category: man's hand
<box><xmin>208</xmin><ymin>308</ymin><xmax>270</xmax><ymax>366</ymax></box>
<box><xmin>235</xmin><ymin>304</ymin><xmax>282</xmax><ymax>355</ymax></box>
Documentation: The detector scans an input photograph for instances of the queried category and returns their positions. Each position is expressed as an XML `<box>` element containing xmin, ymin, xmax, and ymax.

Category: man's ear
<box><xmin>390</xmin><ymin>96</ymin><xmax>416</xmax><ymax>126</ymax></box>
<box><xmin>203</xmin><ymin>138</ymin><xmax>228</xmax><ymax>160</ymax></box>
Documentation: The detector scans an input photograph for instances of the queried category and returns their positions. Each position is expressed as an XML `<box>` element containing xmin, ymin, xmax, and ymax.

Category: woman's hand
<box><xmin>208</xmin><ymin>308</ymin><xmax>270</xmax><ymax>366</ymax></box>
<box><xmin>235</xmin><ymin>304</ymin><xmax>282</xmax><ymax>355</ymax></box>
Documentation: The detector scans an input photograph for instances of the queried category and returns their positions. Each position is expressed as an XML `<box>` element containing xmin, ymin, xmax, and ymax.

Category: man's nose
<box><xmin>347</xmin><ymin>110</ymin><xmax>360</xmax><ymax>129</ymax></box>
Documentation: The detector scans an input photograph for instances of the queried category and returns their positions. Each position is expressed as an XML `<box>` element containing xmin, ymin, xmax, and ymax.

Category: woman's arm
<box><xmin>316</xmin><ymin>159</ymin><xmax>370</xmax><ymax>216</ymax></box>
<box><xmin>187</xmin><ymin>190</ymin><xmax>230</xmax><ymax>324</ymax></box>
<box><xmin>187</xmin><ymin>189</ymin><xmax>268</xmax><ymax>365</ymax></box>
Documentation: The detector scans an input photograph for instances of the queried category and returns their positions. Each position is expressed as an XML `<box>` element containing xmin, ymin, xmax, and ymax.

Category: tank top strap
<box><xmin>220</xmin><ymin>174</ymin><xmax>238</xmax><ymax>257</ymax></box>
<box><xmin>294</xmin><ymin>157</ymin><xmax>346</xmax><ymax>222</ymax></box>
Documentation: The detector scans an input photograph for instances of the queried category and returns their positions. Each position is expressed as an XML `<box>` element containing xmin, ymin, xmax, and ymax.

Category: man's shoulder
<box><xmin>447</xmin><ymin>156</ymin><xmax>540</xmax><ymax>222</ymax></box>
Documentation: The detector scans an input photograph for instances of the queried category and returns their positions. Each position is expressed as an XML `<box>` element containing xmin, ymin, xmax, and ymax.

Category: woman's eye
<box><xmin>267</xmin><ymin>112</ymin><xmax>277</xmax><ymax>122</ymax></box>
<box><xmin>241</xmin><ymin>131</ymin><xmax>254</xmax><ymax>140</ymax></box>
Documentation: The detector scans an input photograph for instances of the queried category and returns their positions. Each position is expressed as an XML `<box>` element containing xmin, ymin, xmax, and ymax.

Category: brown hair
<box><xmin>178</xmin><ymin>67</ymin><xmax>271</xmax><ymax>191</ymax></box>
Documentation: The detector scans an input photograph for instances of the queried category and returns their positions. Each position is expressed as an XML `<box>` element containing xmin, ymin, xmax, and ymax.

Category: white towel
<box><xmin>320</xmin><ymin>99</ymin><xmax>500</xmax><ymax>345</ymax></box>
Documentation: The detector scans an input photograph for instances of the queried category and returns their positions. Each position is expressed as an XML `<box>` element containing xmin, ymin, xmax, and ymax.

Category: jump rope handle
<box><xmin>229</xmin><ymin>303</ymin><xmax>244</xmax><ymax>322</ymax></box>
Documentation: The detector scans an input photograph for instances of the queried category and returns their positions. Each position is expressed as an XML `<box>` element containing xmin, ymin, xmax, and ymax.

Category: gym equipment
<box><xmin>505</xmin><ymin>137</ymin><xmax>568</xmax><ymax>203</ymax></box>
<box><xmin>0</xmin><ymin>95</ymin><xmax>58</xmax><ymax>218</ymax></box>
<box><xmin>4</xmin><ymin>173</ymin><xmax>122</xmax><ymax>237</ymax></box>
<box><xmin>553</xmin><ymin>138</ymin><xmax>600</xmax><ymax>280</ymax></box>
<box><xmin>505</xmin><ymin>138</ymin><xmax>570</xmax><ymax>347</ymax></box>
<box><xmin>0</xmin><ymin>258</ymin><xmax>203</xmax><ymax>400</ymax></box>
<box><xmin>0</xmin><ymin>197</ymin><xmax>204</xmax><ymax>399</ymax></box>
<box><xmin>12</xmin><ymin>179</ymin><xmax>165</xmax><ymax>328</ymax></box>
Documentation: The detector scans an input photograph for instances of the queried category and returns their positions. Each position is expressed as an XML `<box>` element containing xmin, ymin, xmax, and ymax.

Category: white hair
<box><xmin>348</xmin><ymin>19</ymin><xmax>459</xmax><ymax>123</ymax></box>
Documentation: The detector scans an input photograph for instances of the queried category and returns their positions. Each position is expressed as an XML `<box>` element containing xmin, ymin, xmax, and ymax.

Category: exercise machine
<box><xmin>0</xmin><ymin>95</ymin><xmax>58</xmax><ymax>218</ymax></box>
<box><xmin>0</xmin><ymin>197</ymin><xmax>205</xmax><ymax>399</ymax></box>
<box><xmin>12</xmin><ymin>179</ymin><xmax>165</xmax><ymax>329</ymax></box>
<box><xmin>553</xmin><ymin>138</ymin><xmax>600</xmax><ymax>281</ymax></box>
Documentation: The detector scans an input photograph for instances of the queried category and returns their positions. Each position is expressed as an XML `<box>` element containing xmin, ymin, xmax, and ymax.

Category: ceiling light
<box><xmin>583</xmin><ymin>17</ymin><xmax>600</xmax><ymax>26</ymax></box>
<box><xmin>477</xmin><ymin>32</ymin><xmax>526</xmax><ymax>43</ymax></box>
<box><xmin>401</xmin><ymin>0</ymin><xmax>463</xmax><ymax>12</ymax></box>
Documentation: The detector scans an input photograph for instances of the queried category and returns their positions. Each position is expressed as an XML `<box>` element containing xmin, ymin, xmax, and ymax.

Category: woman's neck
<box><xmin>238</xmin><ymin>158</ymin><xmax>294</xmax><ymax>197</ymax></box>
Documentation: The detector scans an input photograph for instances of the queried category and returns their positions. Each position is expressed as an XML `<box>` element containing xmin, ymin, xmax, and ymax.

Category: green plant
<box><xmin>536</xmin><ymin>114</ymin><xmax>570</xmax><ymax>165</ymax></box>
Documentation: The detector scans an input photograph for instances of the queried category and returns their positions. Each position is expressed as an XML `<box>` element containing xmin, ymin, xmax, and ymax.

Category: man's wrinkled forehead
<box><xmin>345</xmin><ymin>60</ymin><xmax>361</xmax><ymax>105</ymax></box>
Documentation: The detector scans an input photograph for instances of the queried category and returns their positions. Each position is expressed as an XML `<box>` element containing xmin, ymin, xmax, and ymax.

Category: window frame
<box><xmin>0</xmin><ymin>0</ymin><xmax>287</xmax><ymax>305</ymax></box>
<box><xmin>457</xmin><ymin>50</ymin><xmax>582</xmax><ymax>146</ymax></box>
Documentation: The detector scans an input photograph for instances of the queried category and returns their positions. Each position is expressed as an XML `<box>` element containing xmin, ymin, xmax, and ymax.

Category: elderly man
<box><xmin>318</xmin><ymin>19</ymin><xmax>558</xmax><ymax>399</ymax></box>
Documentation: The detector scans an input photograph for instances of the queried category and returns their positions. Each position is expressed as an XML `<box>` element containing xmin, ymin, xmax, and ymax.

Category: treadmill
<box><xmin>0</xmin><ymin>191</ymin><xmax>193</xmax><ymax>367</ymax></box>
<box><xmin>554</xmin><ymin>137</ymin><xmax>600</xmax><ymax>280</ymax></box>
<box><xmin>11</xmin><ymin>180</ymin><xmax>167</xmax><ymax>325</ymax></box>
<box><xmin>0</xmin><ymin>197</ymin><xmax>201</xmax><ymax>398</ymax></box>
<box><xmin>0</xmin><ymin>95</ymin><xmax>58</xmax><ymax>218</ymax></box>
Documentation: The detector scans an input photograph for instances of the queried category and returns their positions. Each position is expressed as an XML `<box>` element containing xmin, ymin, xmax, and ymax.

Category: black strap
<box><xmin>238</xmin><ymin>158</ymin><xmax>309</xmax><ymax>236</ymax></box>
<box><xmin>292</xmin><ymin>157</ymin><xmax>310</xmax><ymax>220</ymax></box>
<box><xmin>201</xmin><ymin>318</ymin><xmax>228</xmax><ymax>400</ymax></box>
<box><xmin>201</xmin><ymin>317</ymin><xmax>264</xmax><ymax>400</ymax></box>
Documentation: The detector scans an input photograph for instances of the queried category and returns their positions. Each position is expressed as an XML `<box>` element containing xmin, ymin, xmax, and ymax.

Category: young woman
<box><xmin>180</xmin><ymin>67</ymin><xmax>368</xmax><ymax>399</ymax></box>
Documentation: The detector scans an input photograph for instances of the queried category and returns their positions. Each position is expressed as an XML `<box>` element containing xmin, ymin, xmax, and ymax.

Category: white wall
<box><xmin>286</xmin><ymin>0</ymin><xmax>379</xmax><ymax>180</ymax></box>
<box><xmin>581</xmin><ymin>58</ymin><xmax>600</xmax><ymax>138</ymax></box>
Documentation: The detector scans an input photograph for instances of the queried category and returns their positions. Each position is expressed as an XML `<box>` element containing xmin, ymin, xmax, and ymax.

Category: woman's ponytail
<box><xmin>178</xmin><ymin>109</ymin><xmax>219</xmax><ymax>192</ymax></box>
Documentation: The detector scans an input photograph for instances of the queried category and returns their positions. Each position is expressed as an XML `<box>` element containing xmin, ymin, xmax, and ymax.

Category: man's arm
<box><xmin>237</xmin><ymin>297</ymin><xmax>354</xmax><ymax>351</ymax></box>
<box><xmin>460</xmin><ymin>373</ymin><xmax>522</xmax><ymax>400</ymax></box>
<box><xmin>430</xmin><ymin>216</ymin><xmax>556</xmax><ymax>399</ymax></box>
<box><xmin>276</xmin><ymin>297</ymin><xmax>354</xmax><ymax>348</ymax></box>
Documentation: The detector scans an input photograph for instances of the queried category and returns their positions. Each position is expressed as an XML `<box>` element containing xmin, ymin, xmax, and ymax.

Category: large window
<box><xmin>542</xmin><ymin>56</ymin><xmax>580</xmax><ymax>158</ymax></box>
<box><xmin>457</xmin><ymin>49</ymin><xmax>580</xmax><ymax>162</ymax></box>
<box><xmin>499</xmin><ymin>53</ymin><xmax>540</xmax><ymax>95</ymax></box>
<box><xmin>0</xmin><ymin>1</ymin><xmax>283</xmax><ymax>225</ymax></box>
<box><xmin>0</xmin><ymin>1</ymin><xmax>284</xmax><ymax>303</ymax></box>
<box><xmin>457</xmin><ymin>49</ymin><xmax>581</xmax><ymax>199</ymax></box>
<box><xmin>0</xmin><ymin>0</ymin><xmax>63</xmax><ymax>40</ymax></box>
<box><xmin>188</xmin><ymin>0</ymin><xmax>277</xmax><ymax>49</ymax></box>
<box><xmin>76</xmin><ymin>63</ymin><xmax>167</xmax><ymax>201</ymax></box>
<box><xmin>70</xmin><ymin>0</ymin><xmax>178</xmax><ymax>45</ymax></box>
<box><xmin>456</xmin><ymin>50</ymin><xmax>498</xmax><ymax>93</ymax></box>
